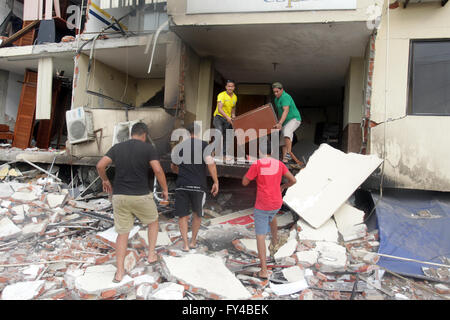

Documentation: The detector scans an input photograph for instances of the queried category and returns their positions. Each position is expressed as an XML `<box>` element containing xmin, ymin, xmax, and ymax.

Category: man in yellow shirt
<box><xmin>213</xmin><ymin>80</ymin><xmax>238</xmax><ymax>162</ymax></box>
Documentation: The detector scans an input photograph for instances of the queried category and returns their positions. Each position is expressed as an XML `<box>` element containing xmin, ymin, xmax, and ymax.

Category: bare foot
<box><xmin>113</xmin><ymin>269</ymin><xmax>125</xmax><ymax>282</ymax></box>
<box><xmin>147</xmin><ymin>251</ymin><xmax>159</xmax><ymax>264</ymax></box>
<box><xmin>189</xmin><ymin>242</ymin><xmax>197</xmax><ymax>249</ymax></box>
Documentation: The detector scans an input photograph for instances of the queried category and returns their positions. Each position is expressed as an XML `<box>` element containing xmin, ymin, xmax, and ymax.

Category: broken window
<box><xmin>408</xmin><ymin>40</ymin><xmax>450</xmax><ymax>116</ymax></box>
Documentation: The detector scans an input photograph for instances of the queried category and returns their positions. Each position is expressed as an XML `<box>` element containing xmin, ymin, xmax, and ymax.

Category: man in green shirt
<box><xmin>272</xmin><ymin>82</ymin><xmax>302</xmax><ymax>163</ymax></box>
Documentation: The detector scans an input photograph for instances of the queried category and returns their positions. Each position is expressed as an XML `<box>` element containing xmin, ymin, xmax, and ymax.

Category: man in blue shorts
<box><xmin>242</xmin><ymin>139</ymin><xmax>296</xmax><ymax>279</ymax></box>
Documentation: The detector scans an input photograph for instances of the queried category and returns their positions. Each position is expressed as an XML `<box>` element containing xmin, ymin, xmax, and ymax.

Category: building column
<box><xmin>342</xmin><ymin>57</ymin><xmax>364</xmax><ymax>153</ymax></box>
<box><xmin>195</xmin><ymin>58</ymin><xmax>214</xmax><ymax>132</ymax></box>
<box><xmin>0</xmin><ymin>70</ymin><xmax>9</xmax><ymax>124</ymax></box>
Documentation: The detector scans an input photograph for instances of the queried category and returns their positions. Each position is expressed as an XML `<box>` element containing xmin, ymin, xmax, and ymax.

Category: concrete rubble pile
<box><xmin>0</xmin><ymin>160</ymin><xmax>448</xmax><ymax>301</ymax></box>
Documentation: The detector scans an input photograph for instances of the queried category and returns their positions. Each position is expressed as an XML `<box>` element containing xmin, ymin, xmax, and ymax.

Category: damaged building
<box><xmin>0</xmin><ymin>0</ymin><xmax>449</xmax><ymax>192</ymax></box>
<box><xmin>0</xmin><ymin>0</ymin><xmax>449</xmax><ymax>301</ymax></box>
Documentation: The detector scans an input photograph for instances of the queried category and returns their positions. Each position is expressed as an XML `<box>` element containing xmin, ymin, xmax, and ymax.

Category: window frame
<box><xmin>407</xmin><ymin>38</ymin><xmax>450</xmax><ymax>116</ymax></box>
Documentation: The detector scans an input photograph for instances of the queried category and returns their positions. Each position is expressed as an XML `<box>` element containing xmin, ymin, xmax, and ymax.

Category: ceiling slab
<box><xmin>173</xmin><ymin>22</ymin><xmax>372</xmax><ymax>91</ymax></box>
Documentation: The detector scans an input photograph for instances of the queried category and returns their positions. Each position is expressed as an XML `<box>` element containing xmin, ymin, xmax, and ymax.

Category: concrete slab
<box><xmin>22</xmin><ymin>219</ymin><xmax>49</xmax><ymax>238</ymax></box>
<box><xmin>296</xmin><ymin>250</ymin><xmax>319</xmax><ymax>266</ymax></box>
<box><xmin>162</xmin><ymin>254</ymin><xmax>252</xmax><ymax>299</ymax></box>
<box><xmin>74</xmin><ymin>264</ymin><xmax>133</xmax><ymax>295</ymax></box>
<box><xmin>21</xmin><ymin>264</ymin><xmax>45</xmax><ymax>280</ymax></box>
<box><xmin>0</xmin><ymin>183</ymin><xmax>13</xmax><ymax>198</ymax></box>
<box><xmin>138</xmin><ymin>230</ymin><xmax>172</xmax><ymax>247</ymax></box>
<box><xmin>149</xmin><ymin>282</ymin><xmax>185</xmax><ymax>300</ymax></box>
<box><xmin>133</xmin><ymin>274</ymin><xmax>157</xmax><ymax>286</ymax></box>
<box><xmin>46</xmin><ymin>194</ymin><xmax>67</xmax><ymax>208</ymax></box>
<box><xmin>274</xmin><ymin>229</ymin><xmax>298</xmax><ymax>260</ymax></box>
<box><xmin>269</xmin><ymin>279</ymin><xmax>308</xmax><ymax>296</ymax></box>
<box><xmin>333</xmin><ymin>202</ymin><xmax>364</xmax><ymax>230</ymax></box>
<box><xmin>1</xmin><ymin>280</ymin><xmax>45</xmax><ymax>300</ymax></box>
<box><xmin>314</xmin><ymin>241</ymin><xmax>348</xmax><ymax>272</ymax></box>
<box><xmin>297</xmin><ymin>218</ymin><xmax>339</xmax><ymax>242</ymax></box>
<box><xmin>11</xmin><ymin>191</ymin><xmax>38</xmax><ymax>202</ymax></box>
<box><xmin>0</xmin><ymin>216</ymin><xmax>22</xmax><ymax>240</ymax></box>
<box><xmin>333</xmin><ymin>202</ymin><xmax>367</xmax><ymax>241</ymax></box>
<box><xmin>283</xmin><ymin>143</ymin><xmax>382</xmax><ymax>228</ymax></box>
<box><xmin>282</xmin><ymin>266</ymin><xmax>305</xmax><ymax>283</ymax></box>
<box><xmin>96</xmin><ymin>226</ymin><xmax>140</xmax><ymax>247</ymax></box>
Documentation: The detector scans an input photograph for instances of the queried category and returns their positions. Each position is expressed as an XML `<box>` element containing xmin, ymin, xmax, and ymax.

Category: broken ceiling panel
<box><xmin>283</xmin><ymin>143</ymin><xmax>382</xmax><ymax>228</ymax></box>
<box><xmin>162</xmin><ymin>253</ymin><xmax>252</xmax><ymax>300</ymax></box>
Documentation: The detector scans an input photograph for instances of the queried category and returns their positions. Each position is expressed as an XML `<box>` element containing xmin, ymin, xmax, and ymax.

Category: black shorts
<box><xmin>175</xmin><ymin>188</ymin><xmax>206</xmax><ymax>218</ymax></box>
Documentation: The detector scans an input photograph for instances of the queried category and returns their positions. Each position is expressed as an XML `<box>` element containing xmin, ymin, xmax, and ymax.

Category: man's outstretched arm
<box><xmin>96</xmin><ymin>156</ymin><xmax>113</xmax><ymax>194</ymax></box>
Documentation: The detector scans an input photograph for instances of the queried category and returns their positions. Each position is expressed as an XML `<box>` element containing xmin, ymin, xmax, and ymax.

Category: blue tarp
<box><xmin>372</xmin><ymin>189</ymin><xmax>450</xmax><ymax>279</ymax></box>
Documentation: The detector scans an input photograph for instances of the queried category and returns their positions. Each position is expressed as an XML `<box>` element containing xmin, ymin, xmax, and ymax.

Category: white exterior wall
<box><xmin>168</xmin><ymin>0</ymin><xmax>379</xmax><ymax>26</ymax></box>
<box><xmin>370</xmin><ymin>2</ymin><xmax>450</xmax><ymax>191</ymax></box>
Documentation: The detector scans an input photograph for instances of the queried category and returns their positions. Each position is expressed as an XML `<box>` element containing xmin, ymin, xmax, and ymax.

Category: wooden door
<box><xmin>13</xmin><ymin>21</ymin><xmax>37</xmax><ymax>46</ymax></box>
<box><xmin>12</xmin><ymin>70</ymin><xmax>38</xmax><ymax>149</ymax></box>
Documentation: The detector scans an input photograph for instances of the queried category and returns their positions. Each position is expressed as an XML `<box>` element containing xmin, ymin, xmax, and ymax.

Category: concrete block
<box><xmin>1</xmin><ymin>280</ymin><xmax>45</xmax><ymax>300</ymax></box>
<box><xmin>314</xmin><ymin>241</ymin><xmax>347</xmax><ymax>272</ymax></box>
<box><xmin>0</xmin><ymin>217</ymin><xmax>22</xmax><ymax>240</ymax></box>
<box><xmin>149</xmin><ymin>282</ymin><xmax>184</xmax><ymax>300</ymax></box>
<box><xmin>162</xmin><ymin>254</ymin><xmax>251</xmax><ymax>299</ymax></box>
<box><xmin>21</xmin><ymin>264</ymin><xmax>45</xmax><ymax>280</ymax></box>
<box><xmin>274</xmin><ymin>238</ymin><xmax>297</xmax><ymax>260</ymax></box>
<box><xmin>96</xmin><ymin>226</ymin><xmax>140</xmax><ymax>247</ymax></box>
<box><xmin>46</xmin><ymin>194</ymin><xmax>67</xmax><ymax>208</ymax></box>
<box><xmin>282</xmin><ymin>266</ymin><xmax>305</xmax><ymax>283</ymax></box>
<box><xmin>333</xmin><ymin>203</ymin><xmax>367</xmax><ymax>241</ymax></box>
<box><xmin>74</xmin><ymin>264</ymin><xmax>133</xmax><ymax>297</ymax></box>
<box><xmin>22</xmin><ymin>219</ymin><xmax>49</xmax><ymax>239</ymax></box>
<box><xmin>136</xmin><ymin>283</ymin><xmax>154</xmax><ymax>300</ymax></box>
<box><xmin>269</xmin><ymin>278</ymin><xmax>308</xmax><ymax>296</ymax></box>
<box><xmin>296</xmin><ymin>250</ymin><xmax>319</xmax><ymax>266</ymax></box>
<box><xmin>283</xmin><ymin>143</ymin><xmax>382</xmax><ymax>228</ymax></box>
<box><xmin>64</xmin><ymin>267</ymin><xmax>85</xmax><ymax>290</ymax></box>
<box><xmin>11</xmin><ymin>190</ymin><xmax>39</xmax><ymax>202</ymax></box>
<box><xmin>133</xmin><ymin>274</ymin><xmax>158</xmax><ymax>286</ymax></box>
<box><xmin>297</xmin><ymin>218</ymin><xmax>338</xmax><ymax>242</ymax></box>
<box><xmin>0</xmin><ymin>183</ymin><xmax>13</xmax><ymax>198</ymax></box>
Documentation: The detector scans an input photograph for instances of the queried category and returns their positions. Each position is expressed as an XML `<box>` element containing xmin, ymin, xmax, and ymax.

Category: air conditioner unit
<box><xmin>112</xmin><ymin>120</ymin><xmax>141</xmax><ymax>146</ymax></box>
<box><xmin>66</xmin><ymin>107</ymin><xmax>95</xmax><ymax>144</ymax></box>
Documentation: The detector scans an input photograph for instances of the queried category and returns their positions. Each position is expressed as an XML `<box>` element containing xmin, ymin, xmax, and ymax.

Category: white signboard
<box><xmin>186</xmin><ymin>0</ymin><xmax>357</xmax><ymax>14</ymax></box>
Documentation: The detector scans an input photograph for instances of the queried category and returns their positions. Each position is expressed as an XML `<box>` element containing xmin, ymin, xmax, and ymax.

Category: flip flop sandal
<box><xmin>251</xmin><ymin>272</ymin><xmax>269</xmax><ymax>280</ymax></box>
<box><xmin>112</xmin><ymin>271</ymin><xmax>124</xmax><ymax>283</ymax></box>
<box><xmin>145</xmin><ymin>255</ymin><xmax>162</xmax><ymax>266</ymax></box>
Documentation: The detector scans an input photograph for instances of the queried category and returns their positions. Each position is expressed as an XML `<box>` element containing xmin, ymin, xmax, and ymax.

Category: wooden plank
<box><xmin>1</xmin><ymin>20</ymin><xmax>39</xmax><ymax>48</ymax></box>
<box><xmin>12</xmin><ymin>71</ymin><xmax>38</xmax><ymax>149</ymax></box>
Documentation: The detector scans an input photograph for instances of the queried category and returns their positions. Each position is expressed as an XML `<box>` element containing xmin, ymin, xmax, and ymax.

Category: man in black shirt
<box><xmin>97</xmin><ymin>122</ymin><xmax>168</xmax><ymax>283</ymax></box>
<box><xmin>171</xmin><ymin>123</ymin><xmax>219</xmax><ymax>252</ymax></box>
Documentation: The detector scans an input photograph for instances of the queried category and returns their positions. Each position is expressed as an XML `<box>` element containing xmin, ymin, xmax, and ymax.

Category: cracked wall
<box><xmin>369</xmin><ymin>2</ymin><xmax>450</xmax><ymax>191</ymax></box>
